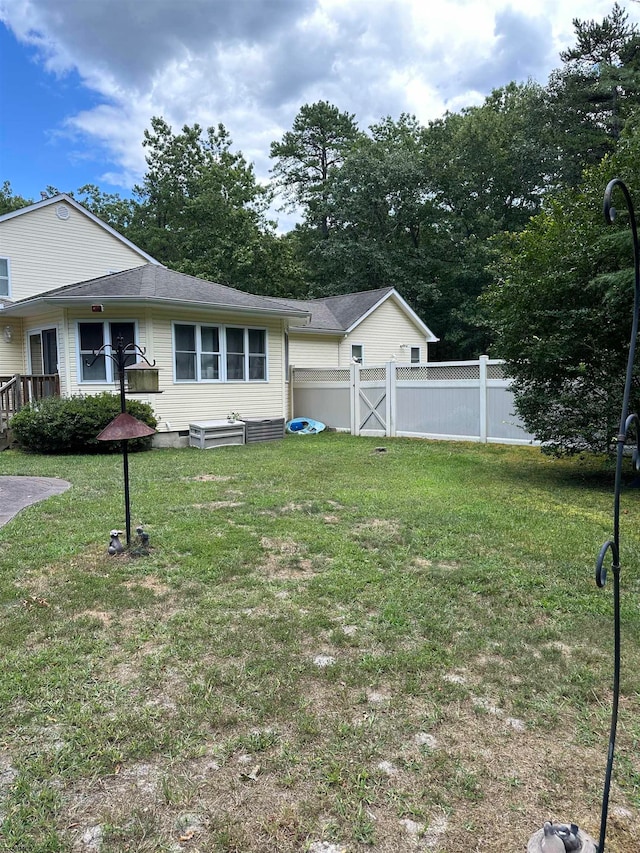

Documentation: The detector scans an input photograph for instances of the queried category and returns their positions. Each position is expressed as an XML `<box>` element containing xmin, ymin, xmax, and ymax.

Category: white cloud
<box><xmin>2</xmin><ymin>0</ymin><xmax>638</xmax><ymax>219</ymax></box>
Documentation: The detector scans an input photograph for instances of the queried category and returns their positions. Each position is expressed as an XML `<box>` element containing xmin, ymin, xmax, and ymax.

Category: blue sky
<box><xmin>1</xmin><ymin>0</ymin><xmax>638</xmax><ymax>224</ymax></box>
<box><xmin>0</xmin><ymin>26</ymin><xmax>105</xmax><ymax>198</ymax></box>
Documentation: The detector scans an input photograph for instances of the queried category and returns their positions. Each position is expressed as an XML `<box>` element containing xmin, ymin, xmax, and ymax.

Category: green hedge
<box><xmin>10</xmin><ymin>393</ymin><xmax>158</xmax><ymax>454</ymax></box>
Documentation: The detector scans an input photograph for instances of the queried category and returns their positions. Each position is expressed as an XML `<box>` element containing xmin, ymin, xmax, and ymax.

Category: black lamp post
<box><xmin>88</xmin><ymin>336</ymin><xmax>156</xmax><ymax>547</ymax></box>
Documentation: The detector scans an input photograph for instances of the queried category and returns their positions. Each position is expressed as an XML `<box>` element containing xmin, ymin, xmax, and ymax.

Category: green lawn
<box><xmin>0</xmin><ymin>434</ymin><xmax>638</xmax><ymax>852</ymax></box>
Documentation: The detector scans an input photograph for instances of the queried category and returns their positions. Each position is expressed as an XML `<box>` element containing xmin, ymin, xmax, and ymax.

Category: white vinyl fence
<box><xmin>291</xmin><ymin>356</ymin><xmax>537</xmax><ymax>445</ymax></box>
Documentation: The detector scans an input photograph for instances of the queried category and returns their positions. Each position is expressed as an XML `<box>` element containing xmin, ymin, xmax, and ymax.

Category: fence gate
<box><xmin>351</xmin><ymin>364</ymin><xmax>395</xmax><ymax>437</ymax></box>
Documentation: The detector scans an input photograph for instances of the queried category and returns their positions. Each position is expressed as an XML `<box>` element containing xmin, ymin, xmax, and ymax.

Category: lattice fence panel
<box><xmin>360</xmin><ymin>367</ymin><xmax>386</xmax><ymax>382</ymax></box>
<box><xmin>487</xmin><ymin>363</ymin><xmax>505</xmax><ymax>379</ymax></box>
<box><xmin>396</xmin><ymin>364</ymin><xmax>480</xmax><ymax>381</ymax></box>
<box><xmin>292</xmin><ymin>368</ymin><xmax>350</xmax><ymax>383</ymax></box>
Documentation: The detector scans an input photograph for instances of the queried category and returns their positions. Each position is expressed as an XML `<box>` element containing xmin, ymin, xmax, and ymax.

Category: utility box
<box><xmin>189</xmin><ymin>419</ymin><xmax>245</xmax><ymax>450</ymax></box>
<box><xmin>243</xmin><ymin>418</ymin><xmax>285</xmax><ymax>443</ymax></box>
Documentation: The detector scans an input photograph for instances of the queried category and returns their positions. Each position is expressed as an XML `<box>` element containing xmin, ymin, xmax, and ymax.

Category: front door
<box><xmin>29</xmin><ymin>328</ymin><xmax>58</xmax><ymax>375</ymax></box>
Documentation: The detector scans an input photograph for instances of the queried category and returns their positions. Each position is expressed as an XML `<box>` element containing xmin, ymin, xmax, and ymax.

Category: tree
<box><xmin>419</xmin><ymin>82</ymin><xmax>555</xmax><ymax>357</ymax></box>
<box><xmin>270</xmin><ymin>101</ymin><xmax>361</xmax><ymax>237</ymax></box>
<box><xmin>75</xmin><ymin>184</ymin><xmax>137</xmax><ymax>233</ymax></box>
<box><xmin>484</xmin><ymin>119</ymin><xmax>640</xmax><ymax>454</ymax></box>
<box><xmin>0</xmin><ymin>181</ymin><xmax>32</xmax><ymax>215</ymax></box>
<box><xmin>129</xmin><ymin>117</ymin><xmax>305</xmax><ymax>295</ymax></box>
<box><xmin>547</xmin><ymin>3</ymin><xmax>640</xmax><ymax>186</ymax></box>
<box><xmin>306</xmin><ymin>114</ymin><xmax>441</xmax><ymax>315</ymax></box>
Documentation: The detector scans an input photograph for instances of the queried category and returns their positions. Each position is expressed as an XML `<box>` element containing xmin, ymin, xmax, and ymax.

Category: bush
<box><xmin>10</xmin><ymin>393</ymin><xmax>158</xmax><ymax>454</ymax></box>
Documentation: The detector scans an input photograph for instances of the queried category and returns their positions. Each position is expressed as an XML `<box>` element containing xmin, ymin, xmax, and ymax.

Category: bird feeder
<box><xmin>125</xmin><ymin>360</ymin><xmax>160</xmax><ymax>393</ymax></box>
<box><xmin>97</xmin><ymin>412</ymin><xmax>156</xmax><ymax>549</ymax></box>
<box><xmin>88</xmin><ymin>337</ymin><xmax>157</xmax><ymax>547</ymax></box>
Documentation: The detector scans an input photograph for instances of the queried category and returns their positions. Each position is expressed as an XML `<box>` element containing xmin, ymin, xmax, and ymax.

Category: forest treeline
<box><xmin>3</xmin><ymin>4</ymin><xmax>640</xmax><ymax>453</ymax></box>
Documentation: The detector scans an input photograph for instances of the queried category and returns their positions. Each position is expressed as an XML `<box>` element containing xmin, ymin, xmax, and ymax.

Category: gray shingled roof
<box><xmin>6</xmin><ymin>265</ymin><xmax>310</xmax><ymax>319</ymax></box>
<box><xmin>280</xmin><ymin>287</ymin><xmax>394</xmax><ymax>332</ymax></box>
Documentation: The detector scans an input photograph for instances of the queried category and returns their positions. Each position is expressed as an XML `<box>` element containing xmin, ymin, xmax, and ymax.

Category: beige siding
<box><xmin>338</xmin><ymin>298</ymin><xmax>428</xmax><ymax>365</ymax></box>
<box><xmin>0</xmin><ymin>203</ymin><xmax>149</xmax><ymax>302</ymax></box>
<box><xmin>63</xmin><ymin>306</ymin><xmax>287</xmax><ymax>433</ymax></box>
<box><xmin>24</xmin><ymin>310</ymin><xmax>66</xmax><ymax>378</ymax></box>
<box><xmin>0</xmin><ymin>315</ymin><xmax>25</xmax><ymax>374</ymax></box>
<box><xmin>1</xmin><ymin>311</ymin><xmax>68</xmax><ymax>378</ymax></box>
<box><xmin>288</xmin><ymin>333</ymin><xmax>340</xmax><ymax>368</ymax></box>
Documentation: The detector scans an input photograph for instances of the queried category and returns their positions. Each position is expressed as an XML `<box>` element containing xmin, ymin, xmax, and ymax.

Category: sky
<box><xmin>1</xmin><ymin>0</ymin><xmax>639</xmax><ymax>231</ymax></box>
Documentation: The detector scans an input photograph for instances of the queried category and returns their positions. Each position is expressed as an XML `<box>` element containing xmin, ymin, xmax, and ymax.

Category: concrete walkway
<box><xmin>0</xmin><ymin>476</ymin><xmax>71</xmax><ymax>528</ymax></box>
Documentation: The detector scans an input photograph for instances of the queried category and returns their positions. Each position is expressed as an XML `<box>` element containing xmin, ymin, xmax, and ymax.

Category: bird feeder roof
<box><xmin>96</xmin><ymin>412</ymin><xmax>156</xmax><ymax>441</ymax></box>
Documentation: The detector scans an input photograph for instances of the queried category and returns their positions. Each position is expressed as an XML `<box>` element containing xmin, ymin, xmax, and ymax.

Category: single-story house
<box><xmin>0</xmin><ymin>193</ymin><xmax>438</xmax><ymax>446</ymax></box>
<box><xmin>283</xmin><ymin>288</ymin><xmax>438</xmax><ymax>367</ymax></box>
<box><xmin>0</xmin><ymin>263</ymin><xmax>310</xmax><ymax>444</ymax></box>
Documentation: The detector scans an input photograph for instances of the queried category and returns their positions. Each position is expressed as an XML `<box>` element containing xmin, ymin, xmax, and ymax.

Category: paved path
<box><xmin>0</xmin><ymin>476</ymin><xmax>71</xmax><ymax>528</ymax></box>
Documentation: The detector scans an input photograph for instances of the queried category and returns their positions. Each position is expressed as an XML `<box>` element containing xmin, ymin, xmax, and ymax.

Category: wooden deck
<box><xmin>0</xmin><ymin>374</ymin><xmax>60</xmax><ymax>448</ymax></box>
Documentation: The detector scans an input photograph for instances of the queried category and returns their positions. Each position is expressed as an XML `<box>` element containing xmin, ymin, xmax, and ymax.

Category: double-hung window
<box><xmin>0</xmin><ymin>258</ymin><xmax>10</xmax><ymax>298</ymax></box>
<box><xmin>174</xmin><ymin>323</ymin><xmax>266</xmax><ymax>382</ymax></box>
<box><xmin>174</xmin><ymin>323</ymin><xmax>221</xmax><ymax>381</ymax></box>
<box><xmin>78</xmin><ymin>321</ymin><xmax>136</xmax><ymax>382</ymax></box>
<box><xmin>226</xmin><ymin>327</ymin><xmax>245</xmax><ymax>380</ymax></box>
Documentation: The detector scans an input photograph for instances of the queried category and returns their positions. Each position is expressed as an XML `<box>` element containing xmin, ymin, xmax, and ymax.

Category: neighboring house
<box><xmin>282</xmin><ymin>288</ymin><xmax>438</xmax><ymax>368</ymax></box>
<box><xmin>0</xmin><ymin>194</ymin><xmax>438</xmax><ymax>446</ymax></box>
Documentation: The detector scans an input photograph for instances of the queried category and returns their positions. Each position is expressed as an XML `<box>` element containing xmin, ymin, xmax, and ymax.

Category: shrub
<box><xmin>10</xmin><ymin>393</ymin><xmax>157</xmax><ymax>454</ymax></box>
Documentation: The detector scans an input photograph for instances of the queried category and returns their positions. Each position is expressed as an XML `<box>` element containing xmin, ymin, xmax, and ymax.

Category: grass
<box><xmin>0</xmin><ymin>433</ymin><xmax>638</xmax><ymax>852</ymax></box>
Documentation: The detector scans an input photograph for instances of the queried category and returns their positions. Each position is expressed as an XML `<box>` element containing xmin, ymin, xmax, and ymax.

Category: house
<box><xmin>1</xmin><ymin>194</ymin><xmax>438</xmax><ymax>446</ymax></box>
<box><xmin>0</xmin><ymin>263</ymin><xmax>310</xmax><ymax>445</ymax></box>
<box><xmin>282</xmin><ymin>288</ymin><xmax>438</xmax><ymax>367</ymax></box>
<box><xmin>0</xmin><ymin>193</ymin><xmax>161</xmax><ymax>378</ymax></box>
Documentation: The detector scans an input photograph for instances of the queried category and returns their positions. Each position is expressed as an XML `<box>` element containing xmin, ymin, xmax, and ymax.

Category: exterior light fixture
<box><xmin>3</xmin><ymin>325</ymin><xmax>13</xmax><ymax>343</ymax></box>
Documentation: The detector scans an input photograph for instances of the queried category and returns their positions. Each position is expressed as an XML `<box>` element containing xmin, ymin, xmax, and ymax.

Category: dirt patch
<box><xmin>123</xmin><ymin>575</ymin><xmax>172</xmax><ymax>596</ymax></box>
<box><xmin>193</xmin><ymin>500</ymin><xmax>244</xmax><ymax>510</ymax></box>
<box><xmin>353</xmin><ymin>518</ymin><xmax>400</xmax><ymax>535</ymax></box>
<box><xmin>73</xmin><ymin>609</ymin><xmax>113</xmax><ymax>626</ymax></box>
<box><xmin>351</xmin><ymin>518</ymin><xmax>403</xmax><ymax>550</ymax></box>
<box><xmin>186</xmin><ymin>474</ymin><xmax>236</xmax><ymax>482</ymax></box>
<box><xmin>279</xmin><ymin>501</ymin><xmax>316</xmax><ymax>513</ymax></box>
<box><xmin>257</xmin><ymin>537</ymin><xmax>318</xmax><ymax>580</ymax></box>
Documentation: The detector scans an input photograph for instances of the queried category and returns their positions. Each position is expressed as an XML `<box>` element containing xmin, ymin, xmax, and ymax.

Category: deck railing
<box><xmin>0</xmin><ymin>374</ymin><xmax>60</xmax><ymax>429</ymax></box>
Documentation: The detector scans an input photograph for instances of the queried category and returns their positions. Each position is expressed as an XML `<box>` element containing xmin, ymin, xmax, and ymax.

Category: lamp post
<box><xmin>88</xmin><ymin>336</ymin><xmax>156</xmax><ymax>547</ymax></box>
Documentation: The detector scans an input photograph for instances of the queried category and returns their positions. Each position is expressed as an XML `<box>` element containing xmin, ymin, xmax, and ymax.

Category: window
<box><xmin>410</xmin><ymin>346</ymin><xmax>420</xmax><ymax>364</ymax></box>
<box><xmin>201</xmin><ymin>326</ymin><xmax>220</xmax><ymax>380</ymax></box>
<box><xmin>174</xmin><ymin>323</ymin><xmax>267</xmax><ymax>382</ymax></box>
<box><xmin>174</xmin><ymin>324</ymin><xmax>197</xmax><ymax>381</ymax></box>
<box><xmin>78</xmin><ymin>321</ymin><xmax>135</xmax><ymax>382</ymax></box>
<box><xmin>0</xmin><ymin>258</ymin><xmax>9</xmax><ymax>298</ymax></box>
<box><xmin>248</xmin><ymin>329</ymin><xmax>266</xmax><ymax>379</ymax></box>
<box><xmin>226</xmin><ymin>327</ymin><xmax>245</xmax><ymax>380</ymax></box>
<box><xmin>351</xmin><ymin>344</ymin><xmax>363</xmax><ymax>363</ymax></box>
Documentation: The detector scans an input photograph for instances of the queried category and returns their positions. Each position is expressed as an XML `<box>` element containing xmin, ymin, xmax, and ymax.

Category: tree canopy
<box><xmin>4</xmin><ymin>4</ymin><xmax>640</xmax><ymax>451</ymax></box>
